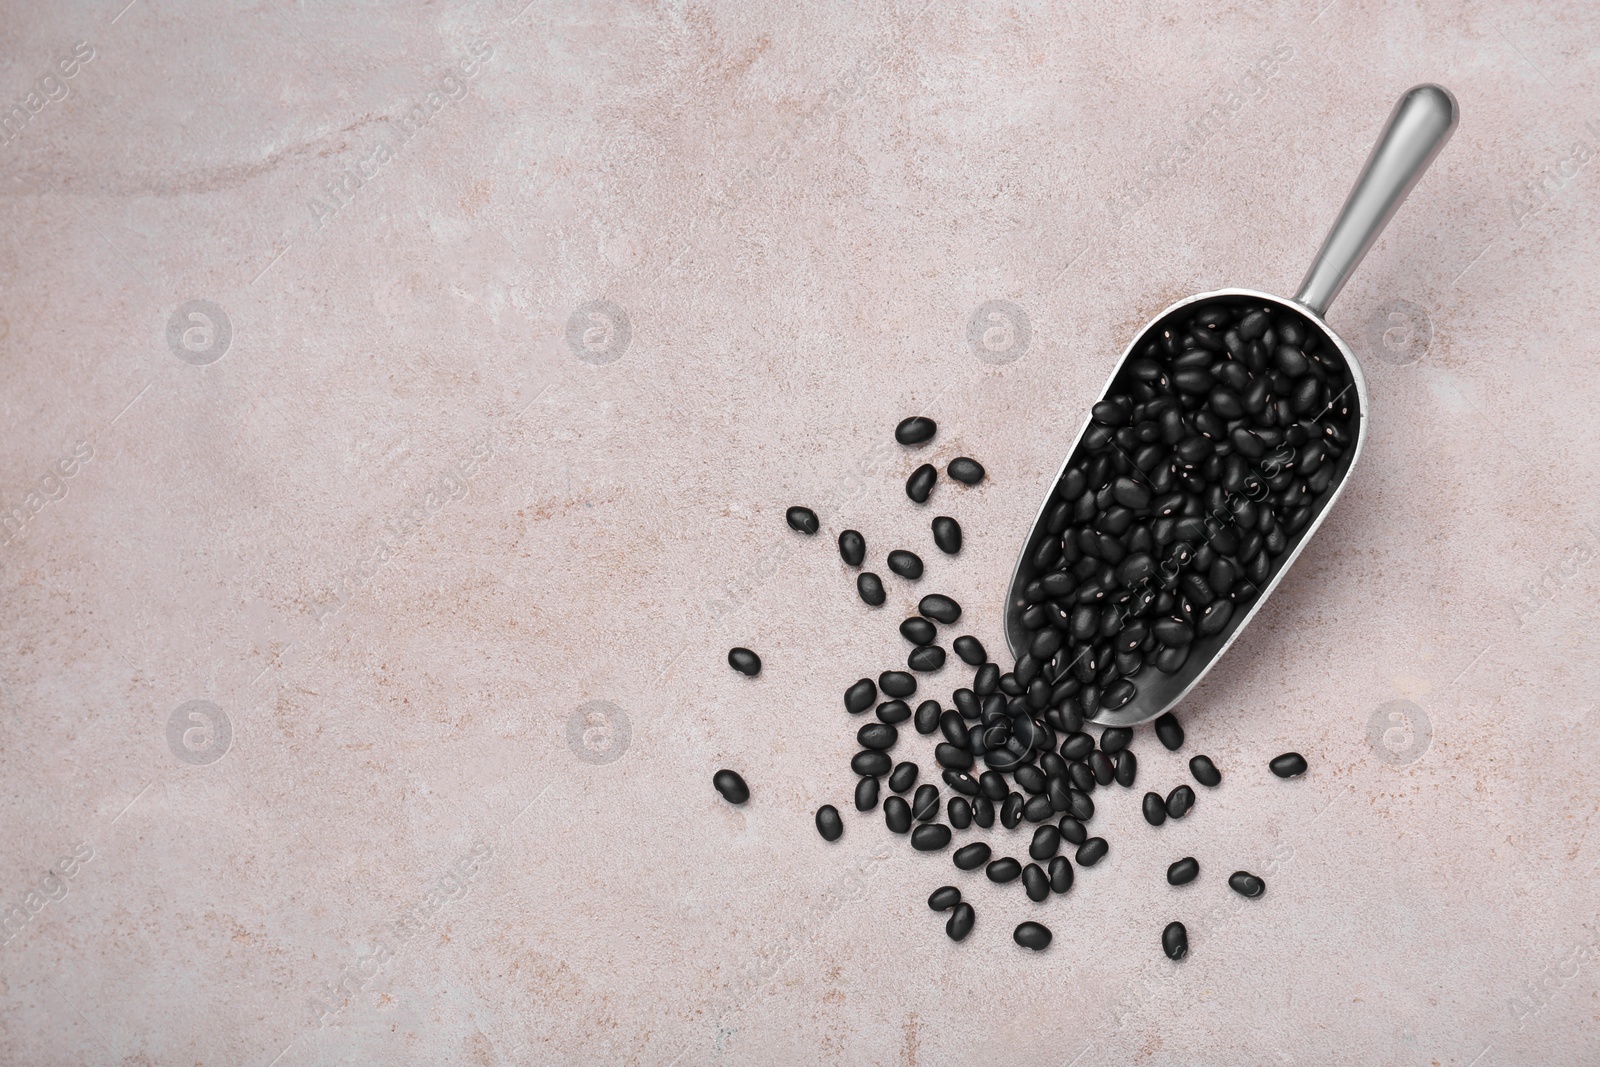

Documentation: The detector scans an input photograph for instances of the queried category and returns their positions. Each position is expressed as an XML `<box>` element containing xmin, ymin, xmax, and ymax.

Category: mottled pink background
<box><xmin>2</xmin><ymin>1</ymin><xmax>1598</xmax><ymax>1064</ymax></box>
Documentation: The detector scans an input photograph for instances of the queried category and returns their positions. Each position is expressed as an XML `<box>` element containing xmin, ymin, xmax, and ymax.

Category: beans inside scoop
<box><xmin>725</xmin><ymin>299</ymin><xmax>1318</xmax><ymax>958</ymax></box>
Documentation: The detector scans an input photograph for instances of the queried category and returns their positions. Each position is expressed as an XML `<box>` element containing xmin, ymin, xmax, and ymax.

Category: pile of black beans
<box><xmin>718</xmin><ymin>336</ymin><xmax>1323</xmax><ymax>957</ymax></box>
<box><xmin>1012</xmin><ymin>300</ymin><xmax>1357</xmax><ymax>720</ymax></box>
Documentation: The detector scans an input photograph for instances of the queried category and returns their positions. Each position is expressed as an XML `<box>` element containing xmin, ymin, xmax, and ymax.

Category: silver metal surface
<box><xmin>1005</xmin><ymin>85</ymin><xmax>1457</xmax><ymax>728</ymax></box>
<box><xmin>1295</xmin><ymin>84</ymin><xmax>1459</xmax><ymax>316</ymax></box>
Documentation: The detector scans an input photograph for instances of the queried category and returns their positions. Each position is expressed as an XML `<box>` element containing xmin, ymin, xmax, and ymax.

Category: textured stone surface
<box><xmin>2</xmin><ymin>1</ymin><xmax>1599</xmax><ymax>1064</ymax></box>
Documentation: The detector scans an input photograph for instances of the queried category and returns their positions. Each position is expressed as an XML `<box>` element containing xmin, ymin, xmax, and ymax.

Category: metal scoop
<box><xmin>1005</xmin><ymin>84</ymin><xmax>1459</xmax><ymax>728</ymax></box>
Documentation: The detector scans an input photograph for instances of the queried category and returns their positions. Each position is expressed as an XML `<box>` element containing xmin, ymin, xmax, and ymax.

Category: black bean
<box><xmin>946</xmin><ymin>901</ymin><xmax>975</xmax><ymax>941</ymax></box>
<box><xmin>911</xmin><ymin>823</ymin><xmax>951</xmax><ymax>851</ymax></box>
<box><xmin>896</xmin><ymin>416</ymin><xmax>937</xmax><ymax>445</ymax></box>
<box><xmin>713</xmin><ymin>769</ymin><xmax>749</xmax><ymax>804</ymax></box>
<box><xmin>1270</xmin><ymin>752</ymin><xmax>1308</xmax><ymax>778</ymax></box>
<box><xmin>887</xmin><ymin>550</ymin><xmax>924</xmax><ymax>579</ymax></box>
<box><xmin>857</xmin><ymin>722</ymin><xmax>898</xmax><ymax>751</ymax></box>
<box><xmin>1001</xmin><ymin>793</ymin><xmax>1024</xmax><ymax>828</ymax></box>
<box><xmin>1229</xmin><ymin>870</ymin><xmax>1266</xmax><ymax>898</ymax></box>
<box><xmin>815</xmin><ymin>805</ymin><xmax>843</xmax><ymax>841</ymax></box>
<box><xmin>1162</xmin><ymin>920</ymin><xmax>1189</xmax><ymax>960</ymax></box>
<box><xmin>952</xmin><ymin>636</ymin><xmax>986</xmax><ymax>666</ymax></box>
<box><xmin>919</xmin><ymin>594</ymin><xmax>961</xmax><ymax>624</ymax></box>
<box><xmin>974</xmin><ymin>663</ymin><xmax>1000</xmax><ymax>697</ymax></box>
<box><xmin>908</xmin><ymin>645</ymin><xmax>946</xmax><ymax>672</ymax></box>
<box><xmin>912</xmin><ymin>784</ymin><xmax>941</xmax><ymax>821</ymax></box>
<box><xmin>1061</xmin><ymin>731</ymin><xmax>1095</xmax><ymax>762</ymax></box>
<box><xmin>953</xmin><ymin>842</ymin><xmax>992</xmax><ymax>870</ymax></box>
<box><xmin>953</xmin><ymin>689</ymin><xmax>980</xmax><ymax>719</ymax></box>
<box><xmin>1112</xmin><ymin>476</ymin><xmax>1151</xmax><ymax>510</ymax></box>
<box><xmin>1030</xmin><ymin>825</ymin><xmax>1061</xmax><ymax>860</ymax></box>
<box><xmin>727</xmin><ymin>647</ymin><xmax>761</xmax><ymax>676</ymax></box>
<box><xmin>857</xmin><ymin>572</ymin><xmax>887</xmax><ymax>606</ymax></box>
<box><xmin>1013</xmin><ymin>764</ymin><xmax>1047</xmax><ymax>795</ymax></box>
<box><xmin>1076</xmin><ymin>837</ymin><xmax>1108</xmax><ymax>866</ymax></box>
<box><xmin>972</xmin><ymin>796</ymin><xmax>994</xmax><ymax>828</ymax></box>
<box><xmin>928</xmin><ymin>885</ymin><xmax>961</xmax><ymax>911</ymax></box>
<box><xmin>853</xmin><ymin>751</ymin><xmax>892</xmax><ymax>777</ymax></box>
<box><xmin>1057</xmin><ymin>816</ymin><xmax>1087</xmax><ymax>845</ymax></box>
<box><xmin>906</xmin><ymin>463</ymin><xmax>938</xmax><ymax>503</ymax></box>
<box><xmin>1016</xmin><ymin>863</ymin><xmax>1047</xmax><ymax>903</ymax></box>
<box><xmin>845</xmin><ymin>678</ymin><xmax>877</xmax><ymax>714</ymax></box>
<box><xmin>855</xmin><ymin>776</ymin><xmax>880</xmax><ymax>811</ymax></box>
<box><xmin>1166</xmin><ymin>784</ymin><xmax>1195</xmax><ymax>819</ymax></box>
<box><xmin>1114</xmin><ymin>750</ymin><xmax>1137</xmax><ymax>787</ymax></box>
<box><xmin>1066</xmin><ymin>788</ymin><xmax>1094</xmax><ymax>822</ymax></box>
<box><xmin>1189</xmin><ymin>755</ymin><xmax>1221</xmax><ymax>787</ymax></box>
<box><xmin>899</xmin><ymin>617</ymin><xmax>935</xmax><ymax>646</ymax></box>
<box><xmin>880</xmin><ymin>671</ymin><xmax>916</xmax><ymax>697</ymax></box>
<box><xmin>838</xmin><ymin>529</ymin><xmax>866</xmax><ymax>566</ymax></box>
<box><xmin>877</xmin><ymin>699</ymin><xmax>911</xmax><ymax>725</ymax></box>
<box><xmin>935</xmin><ymin>743</ymin><xmax>972</xmax><ymax>771</ymax></box>
<box><xmin>948</xmin><ymin>796</ymin><xmax>972</xmax><ymax>829</ymax></box>
<box><xmin>931</xmin><ymin>515</ymin><xmax>962</xmax><ymax>555</ymax></box>
<box><xmin>943</xmin><ymin>770</ymin><xmax>979</xmax><ymax>796</ymax></box>
<box><xmin>785</xmin><ymin>506</ymin><xmax>819</xmax><ymax>534</ymax></box>
<box><xmin>1196</xmin><ymin>598</ymin><xmax>1233</xmax><ymax>636</ymax></box>
<box><xmin>978</xmin><ymin>770</ymin><xmax>1008</xmax><ymax>801</ymax></box>
<box><xmin>1099</xmin><ymin>726</ymin><xmax>1133</xmax><ymax>755</ymax></box>
<box><xmin>1152</xmin><ymin>617</ymin><xmax>1194</xmax><ymax>645</ymax></box>
<box><xmin>1048</xmin><ymin>856</ymin><xmax>1074</xmax><ymax>894</ymax></box>
<box><xmin>1142</xmin><ymin>791</ymin><xmax>1167</xmax><ymax>825</ymax></box>
<box><xmin>1154</xmin><ymin>712</ymin><xmax>1185</xmax><ymax>751</ymax></box>
<box><xmin>947</xmin><ymin>457</ymin><xmax>986</xmax><ymax>485</ymax></box>
<box><xmin>915</xmin><ymin>700</ymin><xmax>941</xmax><ymax>735</ymax></box>
<box><xmin>1089</xmin><ymin>751</ymin><xmax>1115</xmax><ymax>786</ymax></box>
<box><xmin>884</xmin><ymin>795</ymin><xmax>912</xmax><ymax>833</ymax></box>
<box><xmin>888</xmin><ymin>761</ymin><xmax>918</xmax><ymax>794</ymax></box>
<box><xmin>1167</xmin><ymin>856</ymin><xmax>1199</xmax><ymax>885</ymax></box>
<box><xmin>1092</xmin><ymin>400</ymin><xmax>1130</xmax><ymax>426</ymax></box>
<box><xmin>986</xmin><ymin>857</ymin><xmax>1022</xmax><ymax>883</ymax></box>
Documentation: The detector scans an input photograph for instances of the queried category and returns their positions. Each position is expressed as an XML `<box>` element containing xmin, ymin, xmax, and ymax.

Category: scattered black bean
<box><xmin>953</xmin><ymin>635</ymin><xmax>986</xmax><ymax>665</ymax></box>
<box><xmin>986</xmin><ymin>857</ymin><xmax>1022</xmax><ymax>883</ymax></box>
<box><xmin>948</xmin><ymin>796</ymin><xmax>972</xmax><ymax>828</ymax></box>
<box><xmin>900</xmin><ymin>617</ymin><xmax>936</xmax><ymax>645</ymax></box>
<box><xmin>1099</xmin><ymin>726</ymin><xmax>1133</xmax><ymax>754</ymax></box>
<box><xmin>853</xmin><ymin>751</ymin><xmax>892</xmax><ymax>777</ymax></box>
<box><xmin>944</xmin><ymin>770</ymin><xmax>979</xmax><ymax>796</ymax></box>
<box><xmin>1049</xmin><ymin>855</ymin><xmax>1074</xmax><ymax>893</ymax></box>
<box><xmin>857</xmin><ymin>573</ymin><xmax>886</xmax><ymax>606</ymax></box>
<box><xmin>1057</xmin><ymin>816</ymin><xmax>1087</xmax><ymax>845</ymax></box>
<box><xmin>907</xmin><ymin>464</ymin><xmax>937</xmax><ymax>503</ymax></box>
<box><xmin>948</xmin><ymin>457</ymin><xmax>985</xmax><ymax>485</ymax></box>
<box><xmin>908</xmin><ymin>645</ymin><xmax>946</xmax><ymax>672</ymax></box>
<box><xmin>713</xmin><ymin>769</ymin><xmax>749</xmax><ymax>804</ymax></box>
<box><xmin>728</xmin><ymin>647</ymin><xmax>761</xmax><ymax>676</ymax></box>
<box><xmin>838</xmin><ymin>529</ymin><xmax>866</xmax><ymax>566</ymax></box>
<box><xmin>935</xmin><ymin>743</ymin><xmax>973</xmax><ymax>770</ymax></box>
<box><xmin>815</xmin><ymin>805</ymin><xmax>843</xmax><ymax>841</ymax></box>
<box><xmin>928</xmin><ymin>885</ymin><xmax>961</xmax><ymax>911</ymax></box>
<box><xmin>914</xmin><ymin>700</ymin><xmax>941</xmax><ymax>734</ymax></box>
<box><xmin>857</xmin><ymin>722</ymin><xmax>897</xmax><ymax>751</ymax></box>
<box><xmin>1076</xmin><ymin>837</ymin><xmax>1108</xmax><ymax>866</ymax></box>
<box><xmin>953</xmin><ymin>842</ymin><xmax>992</xmax><ymax>870</ymax></box>
<box><xmin>880</xmin><ymin>671</ymin><xmax>916</xmax><ymax>697</ymax></box>
<box><xmin>946</xmin><ymin>901</ymin><xmax>975</xmax><ymax>941</ymax></box>
<box><xmin>1166</xmin><ymin>784</ymin><xmax>1195</xmax><ymax>819</ymax></box>
<box><xmin>1022</xmin><ymin>863</ymin><xmax>1049</xmax><ymax>902</ymax></box>
<box><xmin>911</xmin><ymin>823</ymin><xmax>951</xmax><ymax>851</ymax></box>
<box><xmin>1270</xmin><ymin>752</ymin><xmax>1308</xmax><ymax>778</ymax></box>
<box><xmin>1142</xmin><ymin>792</ymin><xmax>1167</xmax><ymax>826</ymax></box>
<box><xmin>884</xmin><ymin>795</ymin><xmax>912</xmax><ymax>833</ymax></box>
<box><xmin>887</xmin><ymin>550</ymin><xmax>924</xmax><ymax>579</ymax></box>
<box><xmin>1029</xmin><ymin>825</ymin><xmax>1061</xmax><ymax>861</ymax></box>
<box><xmin>1189</xmin><ymin>755</ymin><xmax>1222</xmax><ymax>787</ymax></box>
<box><xmin>845</xmin><ymin>678</ymin><xmax>877</xmax><ymax>714</ymax></box>
<box><xmin>1155</xmin><ymin>712</ymin><xmax>1184</xmax><ymax>751</ymax></box>
<box><xmin>888</xmin><ymin>761</ymin><xmax>918</xmax><ymax>794</ymax></box>
<box><xmin>1114</xmin><ymin>750</ymin><xmax>1137</xmax><ymax>787</ymax></box>
<box><xmin>876</xmin><ymin>700</ymin><xmax>910</xmax><ymax>725</ymax></box>
<box><xmin>1229</xmin><ymin>871</ymin><xmax>1266</xmax><ymax>898</ymax></box>
<box><xmin>1167</xmin><ymin>857</ymin><xmax>1199</xmax><ymax>885</ymax></box>
<box><xmin>919</xmin><ymin>594</ymin><xmax>961</xmax><ymax>624</ymax></box>
<box><xmin>1089</xmin><ymin>751</ymin><xmax>1115</xmax><ymax>786</ymax></box>
<box><xmin>972</xmin><ymin>796</ymin><xmax>995</xmax><ymax>828</ymax></box>
<box><xmin>912</xmin><ymin>784</ymin><xmax>941</xmax><ymax>821</ymax></box>
<box><xmin>896</xmin><ymin>416</ymin><xmax>937</xmax><ymax>445</ymax></box>
<box><xmin>1163</xmin><ymin>921</ymin><xmax>1188</xmax><ymax>960</ymax></box>
<box><xmin>931</xmin><ymin>515</ymin><xmax>962</xmax><ymax>554</ymax></box>
<box><xmin>855</xmin><ymin>776</ymin><xmax>879</xmax><ymax>811</ymax></box>
<box><xmin>785</xmin><ymin>506</ymin><xmax>819</xmax><ymax>534</ymax></box>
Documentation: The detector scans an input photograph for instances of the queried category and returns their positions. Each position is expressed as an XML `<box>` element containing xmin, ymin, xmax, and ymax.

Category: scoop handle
<box><xmin>1295</xmin><ymin>84</ymin><xmax>1459</xmax><ymax>317</ymax></box>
